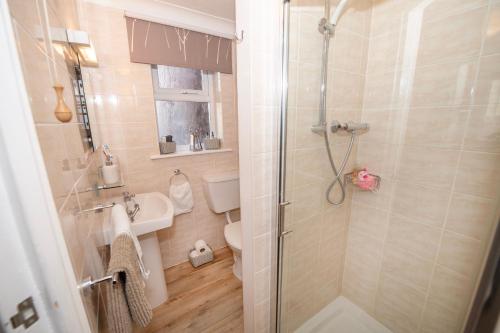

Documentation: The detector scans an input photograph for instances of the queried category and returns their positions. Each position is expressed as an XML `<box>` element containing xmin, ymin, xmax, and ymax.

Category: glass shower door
<box><xmin>278</xmin><ymin>0</ymin><xmax>500</xmax><ymax>332</ymax></box>
<box><xmin>277</xmin><ymin>0</ymin><xmax>357</xmax><ymax>331</ymax></box>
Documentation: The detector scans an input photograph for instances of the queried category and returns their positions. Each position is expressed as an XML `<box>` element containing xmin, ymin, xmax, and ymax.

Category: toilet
<box><xmin>202</xmin><ymin>171</ymin><xmax>242</xmax><ymax>280</ymax></box>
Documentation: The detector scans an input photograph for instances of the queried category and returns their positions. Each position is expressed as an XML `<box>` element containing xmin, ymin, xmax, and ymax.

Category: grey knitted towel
<box><xmin>107</xmin><ymin>234</ymin><xmax>152</xmax><ymax>333</ymax></box>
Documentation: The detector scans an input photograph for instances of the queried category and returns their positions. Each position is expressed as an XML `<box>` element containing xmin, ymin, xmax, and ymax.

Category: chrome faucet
<box><xmin>128</xmin><ymin>203</ymin><xmax>140</xmax><ymax>222</ymax></box>
<box><xmin>123</xmin><ymin>191</ymin><xmax>135</xmax><ymax>202</ymax></box>
<box><xmin>122</xmin><ymin>191</ymin><xmax>140</xmax><ymax>221</ymax></box>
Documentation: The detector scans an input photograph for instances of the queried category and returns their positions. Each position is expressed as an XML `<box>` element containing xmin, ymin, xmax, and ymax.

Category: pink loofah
<box><xmin>356</xmin><ymin>168</ymin><xmax>377</xmax><ymax>191</ymax></box>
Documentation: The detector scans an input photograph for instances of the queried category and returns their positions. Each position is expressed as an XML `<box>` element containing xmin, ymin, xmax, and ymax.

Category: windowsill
<box><xmin>150</xmin><ymin>148</ymin><xmax>233</xmax><ymax>160</ymax></box>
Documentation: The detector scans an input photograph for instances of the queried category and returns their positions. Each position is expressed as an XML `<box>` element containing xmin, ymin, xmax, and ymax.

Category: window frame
<box><xmin>151</xmin><ymin>65</ymin><xmax>219</xmax><ymax>151</ymax></box>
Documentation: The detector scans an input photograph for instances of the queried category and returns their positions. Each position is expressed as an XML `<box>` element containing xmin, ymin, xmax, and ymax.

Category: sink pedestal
<box><xmin>139</xmin><ymin>232</ymin><xmax>168</xmax><ymax>308</ymax></box>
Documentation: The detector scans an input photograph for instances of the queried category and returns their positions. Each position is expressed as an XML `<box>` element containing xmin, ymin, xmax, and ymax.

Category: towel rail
<box><xmin>76</xmin><ymin>202</ymin><xmax>115</xmax><ymax>215</ymax></box>
<box><xmin>169</xmin><ymin>169</ymin><xmax>189</xmax><ymax>185</ymax></box>
<box><xmin>78</xmin><ymin>273</ymin><xmax>119</xmax><ymax>293</ymax></box>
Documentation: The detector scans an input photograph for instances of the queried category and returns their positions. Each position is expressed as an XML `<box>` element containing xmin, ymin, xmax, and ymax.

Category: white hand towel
<box><xmin>111</xmin><ymin>204</ymin><xmax>150</xmax><ymax>280</ymax></box>
<box><xmin>169</xmin><ymin>181</ymin><xmax>194</xmax><ymax>216</ymax></box>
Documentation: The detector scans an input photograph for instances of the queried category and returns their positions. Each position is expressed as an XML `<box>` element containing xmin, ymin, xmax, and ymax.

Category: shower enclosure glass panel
<box><xmin>278</xmin><ymin>0</ymin><xmax>500</xmax><ymax>332</ymax></box>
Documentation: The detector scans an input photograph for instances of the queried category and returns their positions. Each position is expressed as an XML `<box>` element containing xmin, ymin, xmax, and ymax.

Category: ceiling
<box><xmin>158</xmin><ymin>0</ymin><xmax>235</xmax><ymax>21</ymax></box>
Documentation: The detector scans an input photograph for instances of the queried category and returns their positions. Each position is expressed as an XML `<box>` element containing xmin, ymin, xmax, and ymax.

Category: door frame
<box><xmin>0</xmin><ymin>1</ymin><xmax>91</xmax><ymax>332</ymax></box>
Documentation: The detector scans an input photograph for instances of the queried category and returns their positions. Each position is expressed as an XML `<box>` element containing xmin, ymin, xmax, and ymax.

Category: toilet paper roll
<box><xmin>189</xmin><ymin>250</ymin><xmax>200</xmax><ymax>259</ymax></box>
<box><xmin>194</xmin><ymin>239</ymin><xmax>208</xmax><ymax>253</ymax></box>
<box><xmin>102</xmin><ymin>164</ymin><xmax>120</xmax><ymax>185</ymax></box>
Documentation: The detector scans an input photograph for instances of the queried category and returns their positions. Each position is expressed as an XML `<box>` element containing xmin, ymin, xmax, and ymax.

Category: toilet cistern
<box><xmin>202</xmin><ymin>171</ymin><xmax>242</xmax><ymax>280</ymax></box>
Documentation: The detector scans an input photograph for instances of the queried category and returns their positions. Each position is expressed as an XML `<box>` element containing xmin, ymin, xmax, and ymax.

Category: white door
<box><xmin>0</xmin><ymin>168</ymin><xmax>54</xmax><ymax>332</ymax></box>
<box><xmin>0</xmin><ymin>1</ymin><xmax>92</xmax><ymax>331</ymax></box>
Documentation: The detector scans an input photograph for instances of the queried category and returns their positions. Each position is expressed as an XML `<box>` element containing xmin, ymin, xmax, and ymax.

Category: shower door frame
<box><xmin>276</xmin><ymin>0</ymin><xmax>292</xmax><ymax>332</ymax></box>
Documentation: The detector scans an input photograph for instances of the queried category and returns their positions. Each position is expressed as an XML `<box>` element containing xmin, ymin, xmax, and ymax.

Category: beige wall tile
<box><xmin>380</xmin><ymin>244</ymin><xmax>434</xmax><ymax>292</ymax></box>
<box><xmin>437</xmin><ymin>231</ymin><xmax>484</xmax><ymax>278</ymax></box>
<box><xmin>374</xmin><ymin>273</ymin><xmax>426</xmax><ymax>333</ymax></box>
<box><xmin>366</xmin><ymin>30</ymin><xmax>403</xmax><ymax>75</ymax></box>
<box><xmin>293</xmin><ymin>107</ymin><xmax>324</xmax><ymax>149</ymax></box>
<box><xmin>293</xmin><ymin>147</ymin><xmax>329</xmax><ymax>188</ymax></box>
<box><xmin>411</xmin><ymin>58</ymin><xmax>477</xmax><ymax>108</ymax></box>
<box><xmin>404</xmin><ymin>107</ymin><xmax>468</xmax><ymax>149</ymax></box>
<box><xmin>327</xmin><ymin>70</ymin><xmax>365</xmax><ymax>108</ymax></box>
<box><xmin>8</xmin><ymin>0</ymin><xmax>46</xmax><ymax>39</ymax></box>
<box><xmin>446</xmin><ymin>192</ymin><xmax>497</xmax><ymax>240</ymax></box>
<box><xmin>455</xmin><ymin>151</ymin><xmax>500</xmax><ymax>199</ymax></box>
<box><xmin>122</xmin><ymin>122</ymin><xmax>157</xmax><ymax>149</ymax></box>
<box><xmin>289</xmin><ymin>214</ymin><xmax>322</xmax><ymax>252</ymax></box>
<box><xmin>321</xmin><ymin>203</ymin><xmax>350</xmax><ymax>237</ymax></box>
<box><xmin>355</xmin><ymin>142</ymin><xmax>398</xmax><ymax>178</ymax></box>
<box><xmin>396</xmin><ymin>145</ymin><xmax>460</xmax><ymax>189</ymax></box>
<box><xmin>420</xmin><ymin>300</ymin><xmax>463</xmax><ymax>333</ymax></box>
<box><xmin>349</xmin><ymin>203</ymin><xmax>389</xmax><ymax>239</ymax></box>
<box><xmin>331</xmin><ymin>30</ymin><xmax>367</xmax><ymax>74</ymax></box>
<box><xmin>340</xmin><ymin>1</ymin><xmax>500</xmax><ymax>331</ymax></box>
<box><xmin>422</xmin><ymin>0</ymin><xmax>488</xmax><ymax>23</ymax></box>
<box><xmin>342</xmin><ymin>259</ymin><xmax>379</xmax><ymax>314</ymax></box>
<box><xmin>345</xmin><ymin>228</ymin><xmax>385</xmax><ymax>269</ymax></box>
<box><xmin>370</xmin><ymin>0</ymin><xmax>415</xmax><ymax>37</ymax></box>
<box><xmin>363</xmin><ymin>71</ymin><xmax>402</xmax><ymax>109</ymax></box>
<box><xmin>386</xmin><ymin>214</ymin><xmax>441</xmax><ymax>260</ymax></box>
<box><xmin>36</xmin><ymin>125</ymin><xmax>76</xmax><ymax>204</ymax></box>
<box><xmin>427</xmin><ymin>265</ymin><xmax>475</xmax><ymax>316</ymax></box>
<box><xmin>297</xmin><ymin>10</ymin><xmax>323</xmax><ymax>64</ymax></box>
<box><xmin>97</xmin><ymin>123</ymin><xmax>126</xmax><ymax>150</ymax></box>
<box><xmin>296</xmin><ymin>62</ymin><xmax>321</xmax><ymax>108</ymax></box>
<box><xmin>417</xmin><ymin>7</ymin><xmax>487</xmax><ymax>66</ymax></box>
<box><xmin>359</xmin><ymin>109</ymin><xmax>402</xmax><ymax>145</ymax></box>
<box><xmin>291</xmin><ymin>184</ymin><xmax>324</xmax><ymax>222</ymax></box>
<box><xmin>285</xmin><ymin>244</ymin><xmax>319</xmax><ymax>287</ymax></box>
<box><xmin>474</xmin><ymin>55</ymin><xmax>500</xmax><ymax>106</ymax></box>
<box><xmin>463</xmin><ymin>105</ymin><xmax>500</xmax><ymax>153</ymax></box>
<box><xmin>391</xmin><ymin>181</ymin><xmax>450</xmax><ymax>228</ymax></box>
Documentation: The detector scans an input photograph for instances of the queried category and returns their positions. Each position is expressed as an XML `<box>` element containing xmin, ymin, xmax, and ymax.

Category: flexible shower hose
<box><xmin>323</xmin><ymin>130</ymin><xmax>355</xmax><ymax>205</ymax></box>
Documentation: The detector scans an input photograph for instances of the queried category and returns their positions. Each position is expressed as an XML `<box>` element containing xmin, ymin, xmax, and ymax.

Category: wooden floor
<box><xmin>135</xmin><ymin>247</ymin><xmax>243</xmax><ymax>333</ymax></box>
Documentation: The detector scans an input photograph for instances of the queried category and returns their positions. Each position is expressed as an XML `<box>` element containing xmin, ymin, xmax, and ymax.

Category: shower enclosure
<box><xmin>277</xmin><ymin>0</ymin><xmax>500</xmax><ymax>332</ymax></box>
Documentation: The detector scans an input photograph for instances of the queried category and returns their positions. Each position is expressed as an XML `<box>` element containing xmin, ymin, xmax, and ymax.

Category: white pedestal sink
<box><xmin>103</xmin><ymin>192</ymin><xmax>174</xmax><ymax>309</ymax></box>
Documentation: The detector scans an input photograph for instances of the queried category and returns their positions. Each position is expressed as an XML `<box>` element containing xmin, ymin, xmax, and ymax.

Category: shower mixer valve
<box><xmin>330</xmin><ymin>120</ymin><xmax>369</xmax><ymax>133</ymax></box>
<box><xmin>311</xmin><ymin>121</ymin><xmax>369</xmax><ymax>135</ymax></box>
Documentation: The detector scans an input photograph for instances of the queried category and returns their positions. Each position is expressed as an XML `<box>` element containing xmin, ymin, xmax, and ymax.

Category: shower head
<box><xmin>330</xmin><ymin>0</ymin><xmax>349</xmax><ymax>26</ymax></box>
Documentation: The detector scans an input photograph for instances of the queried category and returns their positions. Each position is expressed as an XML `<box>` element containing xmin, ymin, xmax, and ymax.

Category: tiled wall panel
<box><xmin>343</xmin><ymin>1</ymin><xmax>500</xmax><ymax>333</ymax></box>
<box><xmin>80</xmin><ymin>3</ymin><xmax>239</xmax><ymax>269</ymax></box>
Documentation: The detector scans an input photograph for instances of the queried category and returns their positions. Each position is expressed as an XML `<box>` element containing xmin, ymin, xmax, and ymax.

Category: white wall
<box><xmin>236</xmin><ymin>0</ymin><xmax>283</xmax><ymax>331</ymax></box>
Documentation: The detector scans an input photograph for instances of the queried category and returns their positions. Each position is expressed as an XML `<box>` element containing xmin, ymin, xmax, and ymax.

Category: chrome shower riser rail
<box><xmin>311</xmin><ymin>1</ymin><xmax>352</xmax><ymax>206</ymax></box>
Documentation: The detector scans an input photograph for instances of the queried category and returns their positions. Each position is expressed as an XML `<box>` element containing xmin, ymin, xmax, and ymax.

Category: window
<box><xmin>152</xmin><ymin>65</ymin><xmax>220</xmax><ymax>151</ymax></box>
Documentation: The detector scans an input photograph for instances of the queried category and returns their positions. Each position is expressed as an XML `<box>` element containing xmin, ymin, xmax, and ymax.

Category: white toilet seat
<box><xmin>224</xmin><ymin>221</ymin><xmax>241</xmax><ymax>252</ymax></box>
